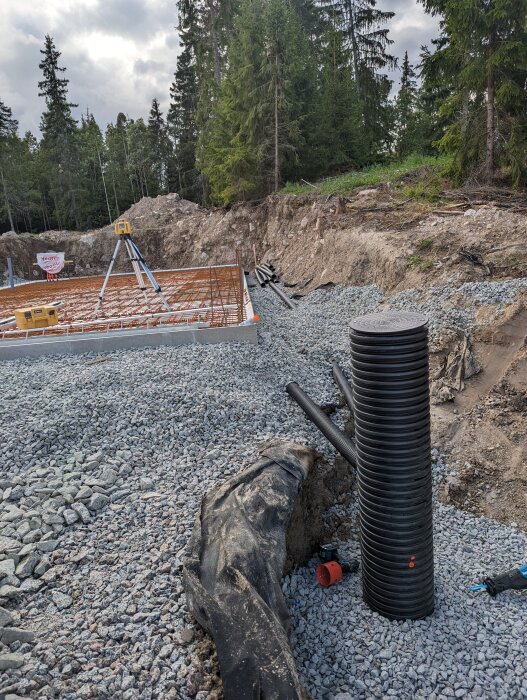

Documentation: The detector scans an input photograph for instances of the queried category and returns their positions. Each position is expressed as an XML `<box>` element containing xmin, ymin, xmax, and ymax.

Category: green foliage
<box><xmin>317</xmin><ymin>0</ymin><xmax>397</xmax><ymax>158</ymax></box>
<box><xmin>308</xmin><ymin>28</ymin><xmax>369</xmax><ymax>176</ymax></box>
<box><xmin>200</xmin><ymin>0</ymin><xmax>315</xmax><ymax>204</ymax></box>
<box><xmin>77</xmin><ymin>112</ymin><xmax>111</xmax><ymax>229</ymax></box>
<box><xmin>395</xmin><ymin>52</ymin><xmax>432</xmax><ymax>159</ymax></box>
<box><xmin>407</xmin><ymin>254</ymin><xmax>434</xmax><ymax>271</ymax></box>
<box><xmin>417</xmin><ymin>237</ymin><xmax>434</xmax><ymax>250</ymax></box>
<box><xmin>38</xmin><ymin>34</ymin><xmax>82</xmax><ymax>229</ymax></box>
<box><xmin>419</xmin><ymin>0</ymin><xmax>527</xmax><ymax>185</ymax></box>
<box><xmin>281</xmin><ymin>154</ymin><xmax>449</xmax><ymax>195</ymax></box>
<box><xmin>168</xmin><ymin>0</ymin><xmax>202</xmax><ymax>201</ymax></box>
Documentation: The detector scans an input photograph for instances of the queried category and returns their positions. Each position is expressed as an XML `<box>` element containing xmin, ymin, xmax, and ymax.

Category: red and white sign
<box><xmin>37</xmin><ymin>252</ymin><xmax>65</xmax><ymax>274</ymax></box>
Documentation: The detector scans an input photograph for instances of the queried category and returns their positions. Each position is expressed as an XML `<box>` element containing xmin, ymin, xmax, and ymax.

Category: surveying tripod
<box><xmin>95</xmin><ymin>219</ymin><xmax>172</xmax><ymax>314</ymax></box>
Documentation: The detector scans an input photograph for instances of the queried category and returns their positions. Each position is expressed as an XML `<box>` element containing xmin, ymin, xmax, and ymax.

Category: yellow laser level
<box><xmin>14</xmin><ymin>305</ymin><xmax>59</xmax><ymax>330</ymax></box>
<box><xmin>114</xmin><ymin>219</ymin><xmax>132</xmax><ymax>236</ymax></box>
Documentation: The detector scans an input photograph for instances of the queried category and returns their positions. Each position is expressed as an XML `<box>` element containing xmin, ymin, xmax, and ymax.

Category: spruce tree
<box><xmin>0</xmin><ymin>99</ymin><xmax>18</xmax><ymax>232</ymax></box>
<box><xmin>395</xmin><ymin>51</ymin><xmax>425</xmax><ymax>158</ymax></box>
<box><xmin>318</xmin><ymin>0</ymin><xmax>397</xmax><ymax>157</ymax></box>
<box><xmin>420</xmin><ymin>0</ymin><xmax>527</xmax><ymax>184</ymax></box>
<box><xmin>148</xmin><ymin>98</ymin><xmax>172</xmax><ymax>195</ymax></box>
<box><xmin>311</xmin><ymin>27</ymin><xmax>368</xmax><ymax>174</ymax></box>
<box><xmin>105</xmin><ymin>113</ymin><xmax>136</xmax><ymax>216</ymax></box>
<box><xmin>200</xmin><ymin>0</ymin><xmax>314</xmax><ymax>203</ymax></box>
<box><xmin>168</xmin><ymin>0</ymin><xmax>201</xmax><ymax>201</ymax></box>
<box><xmin>38</xmin><ymin>35</ymin><xmax>81</xmax><ymax>228</ymax></box>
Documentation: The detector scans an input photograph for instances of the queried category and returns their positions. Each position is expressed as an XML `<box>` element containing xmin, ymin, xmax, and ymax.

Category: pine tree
<box><xmin>38</xmin><ymin>35</ymin><xmax>81</xmax><ymax>229</ymax></box>
<box><xmin>420</xmin><ymin>0</ymin><xmax>527</xmax><ymax>184</ymax></box>
<box><xmin>168</xmin><ymin>0</ymin><xmax>202</xmax><ymax>201</ymax></box>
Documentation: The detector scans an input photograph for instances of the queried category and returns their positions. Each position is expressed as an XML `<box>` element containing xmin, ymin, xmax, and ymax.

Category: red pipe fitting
<box><xmin>316</xmin><ymin>561</ymin><xmax>343</xmax><ymax>587</ymax></box>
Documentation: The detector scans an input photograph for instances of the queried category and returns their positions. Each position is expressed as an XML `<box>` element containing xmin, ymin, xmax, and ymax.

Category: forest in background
<box><xmin>1</xmin><ymin>0</ymin><xmax>527</xmax><ymax>234</ymax></box>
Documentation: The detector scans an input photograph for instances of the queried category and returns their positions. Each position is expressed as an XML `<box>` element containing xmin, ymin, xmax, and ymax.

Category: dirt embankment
<box><xmin>1</xmin><ymin>189</ymin><xmax>527</xmax><ymax>292</ymax></box>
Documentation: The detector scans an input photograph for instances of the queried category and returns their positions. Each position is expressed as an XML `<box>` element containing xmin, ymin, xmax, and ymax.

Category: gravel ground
<box><xmin>0</xmin><ymin>280</ymin><xmax>525</xmax><ymax>699</ymax></box>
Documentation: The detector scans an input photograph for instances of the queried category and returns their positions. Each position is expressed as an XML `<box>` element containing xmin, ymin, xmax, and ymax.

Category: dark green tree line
<box><xmin>420</xmin><ymin>0</ymin><xmax>527</xmax><ymax>184</ymax></box>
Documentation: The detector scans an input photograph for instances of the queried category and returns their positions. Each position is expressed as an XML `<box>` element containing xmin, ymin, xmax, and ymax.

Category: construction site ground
<box><xmin>0</xmin><ymin>178</ymin><xmax>526</xmax><ymax>698</ymax></box>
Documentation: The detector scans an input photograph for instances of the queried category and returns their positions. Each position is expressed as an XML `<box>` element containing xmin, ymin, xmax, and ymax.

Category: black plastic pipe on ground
<box><xmin>254</xmin><ymin>269</ymin><xmax>265</xmax><ymax>287</ymax></box>
<box><xmin>256</xmin><ymin>265</ymin><xmax>273</xmax><ymax>280</ymax></box>
<box><xmin>268</xmin><ymin>281</ymin><xmax>296</xmax><ymax>310</ymax></box>
<box><xmin>258</xmin><ymin>263</ymin><xmax>276</xmax><ymax>278</ymax></box>
<box><xmin>350</xmin><ymin>311</ymin><xmax>434</xmax><ymax>620</ymax></box>
<box><xmin>332</xmin><ymin>363</ymin><xmax>354</xmax><ymax>413</ymax></box>
<box><xmin>286</xmin><ymin>382</ymin><xmax>357</xmax><ymax>466</ymax></box>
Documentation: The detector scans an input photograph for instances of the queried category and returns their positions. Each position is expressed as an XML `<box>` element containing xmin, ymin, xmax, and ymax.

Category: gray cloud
<box><xmin>0</xmin><ymin>1</ymin><xmax>439</xmax><ymax>136</ymax></box>
<box><xmin>60</xmin><ymin>0</ymin><xmax>175</xmax><ymax>42</ymax></box>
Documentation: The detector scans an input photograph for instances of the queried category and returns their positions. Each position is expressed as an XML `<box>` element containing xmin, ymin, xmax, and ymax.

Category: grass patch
<box><xmin>281</xmin><ymin>154</ymin><xmax>451</xmax><ymax>197</ymax></box>
<box><xmin>417</xmin><ymin>237</ymin><xmax>434</xmax><ymax>251</ymax></box>
<box><xmin>408</xmin><ymin>255</ymin><xmax>434</xmax><ymax>272</ymax></box>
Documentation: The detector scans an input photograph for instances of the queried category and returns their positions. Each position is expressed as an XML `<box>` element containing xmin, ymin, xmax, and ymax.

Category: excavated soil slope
<box><xmin>2</xmin><ymin>189</ymin><xmax>527</xmax><ymax>294</ymax></box>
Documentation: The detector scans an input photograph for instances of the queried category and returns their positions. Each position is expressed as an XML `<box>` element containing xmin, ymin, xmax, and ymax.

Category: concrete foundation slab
<box><xmin>0</xmin><ymin>321</ymin><xmax>257</xmax><ymax>361</ymax></box>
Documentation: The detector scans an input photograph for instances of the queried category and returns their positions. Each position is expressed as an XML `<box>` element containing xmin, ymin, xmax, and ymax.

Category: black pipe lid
<box><xmin>351</xmin><ymin>311</ymin><xmax>428</xmax><ymax>335</ymax></box>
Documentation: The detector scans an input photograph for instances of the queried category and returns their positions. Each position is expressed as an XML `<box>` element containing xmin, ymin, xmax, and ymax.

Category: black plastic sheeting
<box><xmin>183</xmin><ymin>442</ymin><xmax>314</xmax><ymax>700</ymax></box>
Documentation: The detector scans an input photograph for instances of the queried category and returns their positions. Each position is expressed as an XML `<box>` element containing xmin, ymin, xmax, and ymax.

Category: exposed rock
<box><xmin>1</xmin><ymin>627</ymin><xmax>35</xmax><ymax>644</ymax></box>
<box><xmin>0</xmin><ymin>606</ymin><xmax>14</xmax><ymax>627</ymax></box>
<box><xmin>51</xmin><ymin>591</ymin><xmax>72</xmax><ymax>611</ymax></box>
<box><xmin>15</xmin><ymin>552</ymin><xmax>40</xmax><ymax>579</ymax></box>
<box><xmin>0</xmin><ymin>653</ymin><xmax>24</xmax><ymax>670</ymax></box>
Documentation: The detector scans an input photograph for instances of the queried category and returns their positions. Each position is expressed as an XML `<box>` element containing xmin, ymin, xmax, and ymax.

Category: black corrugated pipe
<box><xmin>350</xmin><ymin>311</ymin><xmax>434</xmax><ymax>621</ymax></box>
<box><xmin>268</xmin><ymin>281</ymin><xmax>296</xmax><ymax>309</ymax></box>
<box><xmin>332</xmin><ymin>363</ymin><xmax>354</xmax><ymax>413</ymax></box>
<box><xmin>286</xmin><ymin>382</ymin><xmax>357</xmax><ymax>467</ymax></box>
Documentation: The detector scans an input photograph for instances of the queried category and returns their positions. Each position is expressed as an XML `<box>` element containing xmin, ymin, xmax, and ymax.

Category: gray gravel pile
<box><xmin>0</xmin><ymin>280</ymin><xmax>525</xmax><ymax>699</ymax></box>
<box><xmin>388</xmin><ymin>276</ymin><xmax>527</xmax><ymax>347</ymax></box>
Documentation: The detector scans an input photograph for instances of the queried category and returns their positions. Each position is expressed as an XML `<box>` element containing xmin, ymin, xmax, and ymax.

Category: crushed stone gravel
<box><xmin>0</xmin><ymin>280</ymin><xmax>525</xmax><ymax>699</ymax></box>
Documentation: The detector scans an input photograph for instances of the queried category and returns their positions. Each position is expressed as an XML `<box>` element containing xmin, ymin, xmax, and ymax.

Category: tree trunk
<box><xmin>274</xmin><ymin>65</ymin><xmax>279</xmax><ymax>193</ymax></box>
<box><xmin>208</xmin><ymin>0</ymin><xmax>221</xmax><ymax>85</ymax></box>
<box><xmin>485</xmin><ymin>69</ymin><xmax>495</xmax><ymax>183</ymax></box>
<box><xmin>97</xmin><ymin>145</ymin><xmax>113</xmax><ymax>224</ymax></box>
<box><xmin>112</xmin><ymin>176</ymin><xmax>120</xmax><ymax>218</ymax></box>
<box><xmin>0</xmin><ymin>166</ymin><xmax>16</xmax><ymax>232</ymax></box>
<box><xmin>347</xmin><ymin>2</ymin><xmax>360</xmax><ymax>87</ymax></box>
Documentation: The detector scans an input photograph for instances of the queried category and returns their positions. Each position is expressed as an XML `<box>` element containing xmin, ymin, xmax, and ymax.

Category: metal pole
<box><xmin>95</xmin><ymin>238</ymin><xmax>122</xmax><ymax>312</ymax></box>
<box><xmin>237</xmin><ymin>250</ymin><xmax>245</xmax><ymax>324</ymax></box>
<box><xmin>7</xmin><ymin>258</ymin><xmax>14</xmax><ymax>289</ymax></box>
<box><xmin>123</xmin><ymin>236</ymin><xmax>148</xmax><ymax>303</ymax></box>
<box><xmin>128</xmin><ymin>238</ymin><xmax>172</xmax><ymax>311</ymax></box>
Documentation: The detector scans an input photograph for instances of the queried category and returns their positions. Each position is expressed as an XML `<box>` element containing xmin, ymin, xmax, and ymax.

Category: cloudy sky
<box><xmin>0</xmin><ymin>0</ymin><xmax>439</xmax><ymax>136</ymax></box>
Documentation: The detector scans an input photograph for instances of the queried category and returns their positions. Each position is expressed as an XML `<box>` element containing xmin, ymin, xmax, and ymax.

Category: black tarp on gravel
<box><xmin>183</xmin><ymin>442</ymin><xmax>315</xmax><ymax>700</ymax></box>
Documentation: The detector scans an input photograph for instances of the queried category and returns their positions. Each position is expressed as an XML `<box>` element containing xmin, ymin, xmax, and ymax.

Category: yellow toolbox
<box><xmin>14</xmin><ymin>305</ymin><xmax>59</xmax><ymax>330</ymax></box>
